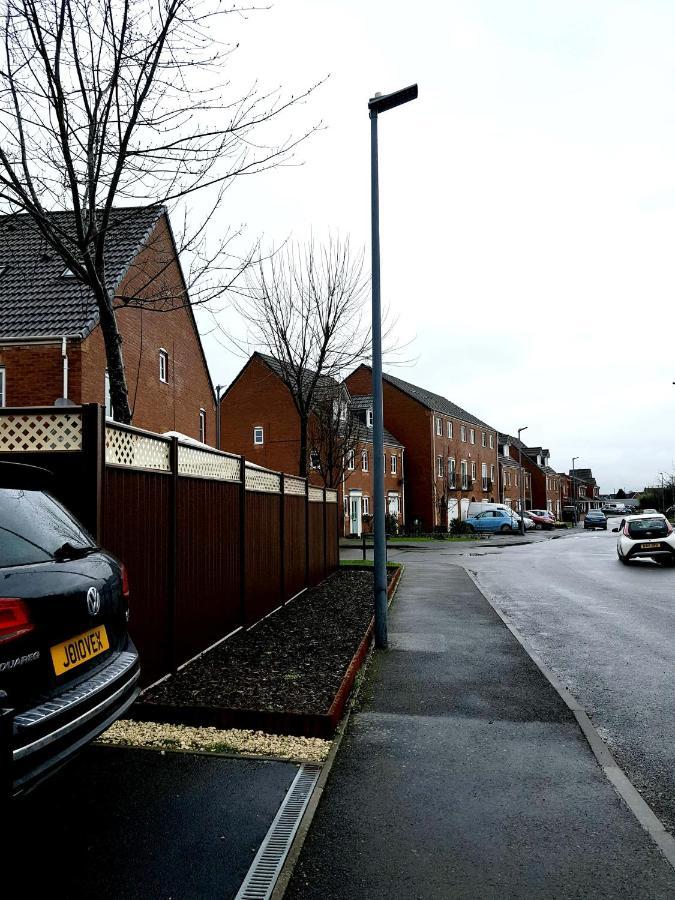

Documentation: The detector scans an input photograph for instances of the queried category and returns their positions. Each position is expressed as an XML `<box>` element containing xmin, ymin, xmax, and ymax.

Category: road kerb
<box><xmin>464</xmin><ymin>566</ymin><xmax>675</xmax><ymax>872</ymax></box>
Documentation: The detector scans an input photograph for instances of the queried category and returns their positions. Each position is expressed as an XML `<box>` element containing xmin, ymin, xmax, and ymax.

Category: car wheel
<box><xmin>500</xmin><ymin>524</ymin><xmax>511</xmax><ymax>533</ymax></box>
<box><xmin>466</xmin><ymin>524</ymin><xmax>476</xmax><ymax>534</ymax></box>
<box><xmin>618</xmin><ymin>554</ymin><xmax>630</xmax><ymax>565</ymax></box>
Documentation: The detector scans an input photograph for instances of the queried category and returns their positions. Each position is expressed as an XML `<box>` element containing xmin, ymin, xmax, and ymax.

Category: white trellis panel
<box><xmin>284</xmin><ymin>476</ymin><xmax>307</xmax><ymax>496</ymax></box>
<box><xmin>178</xmin><ymin>445</ymin><xmax>241</xmax><ymax>482</ymax></box>
<box><xmin>308</xmin><ymin>486</ymin><xmax>324</xmax><ymax>503</ymax></box>
<box><xmin>0</xmin><ymin>412</ymin><xmax>82</xmax><ymax>452</ymax></box>
<box><xmin>245</xmin><ymin>465</ymin><xmax>281</xmax><ymax>493</ymax></box>
<box><xmin>105</xmin><ymin>425</ymin><xmax>171</xmax><ymax>472</ymax></box>
<box><xmin>325</xmin><ymin>489</ymin><xmax>338</xmax><ymax>503</ymax></box>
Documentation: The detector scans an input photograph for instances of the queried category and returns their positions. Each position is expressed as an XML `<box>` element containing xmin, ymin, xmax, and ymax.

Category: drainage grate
<box><xmin>235</xmin><ymin>763</ymin><xmax>322</xmax><ymax>900</ymax></box>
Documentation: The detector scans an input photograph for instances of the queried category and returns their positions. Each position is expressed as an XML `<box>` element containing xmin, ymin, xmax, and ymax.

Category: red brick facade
<box><xmin>0</xmin><ymin>214</ymin><xmax>215</xmax><ymax>444</ymax></box>
<box><xmin>346</xmin><ymin>365</ymin><xmax>499</xmax><ymax>531</ymax></box>
<box><xmin>218</xmin><ymin>354</ymin><xmax>404</xmax><ymax>535</ymax></box>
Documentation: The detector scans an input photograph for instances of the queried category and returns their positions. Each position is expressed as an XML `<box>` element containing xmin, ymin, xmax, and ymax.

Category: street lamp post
<box><xmin>369</xmin><ymin>84</ymin><xmax>418</xmax><ymax>650</ymax></box>
<box><xmin>572</xmin><ymin>456</ymin><xmax>579</xmax><ymax>524</ymax></box>
<box><xmin>659</xmin><ymin>472</ymin><xmax>666</xmax><ymax>512</ymax></box>
<box><xmin>517</xmin><ymin>426</ymin><xmax>528</xmax><ymax>534</ymax></box>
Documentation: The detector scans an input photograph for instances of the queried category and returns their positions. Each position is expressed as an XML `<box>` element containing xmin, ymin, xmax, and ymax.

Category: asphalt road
<box><xmin>8</xmin><ymin>746</ymin><xmax>298</xmax><ymax>899</ymax></box>
<box><xmin>461</xmin><ymin>519</ymin><xmax>675</xmax><ymax>835</ymax></box>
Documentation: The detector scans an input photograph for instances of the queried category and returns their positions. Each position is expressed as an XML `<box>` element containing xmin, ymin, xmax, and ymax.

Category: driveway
<box><xmin>457</xmin><ymin>523</ymin><xmax>675</xmax><ymax>835</ymax></box>
<box><xmin>10</xmin><ymin>745</ymin><xmax>298</xmax><ymax>899</ymax></box>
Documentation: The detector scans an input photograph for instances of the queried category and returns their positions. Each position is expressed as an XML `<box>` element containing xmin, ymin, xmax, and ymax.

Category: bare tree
<box><xmin>230</xmin><ymin>235</ymin><xmax>372</xmax><ymax>477</ymax></box>
<box><xmin>0</xmin><ymin>0</ymin><xmax>322</xmax><ymax>422</ymax></box>
<box><xmin>307</xmin><ymin>380</ymin><xmax>362</xmax><ymax>489</ymax></box>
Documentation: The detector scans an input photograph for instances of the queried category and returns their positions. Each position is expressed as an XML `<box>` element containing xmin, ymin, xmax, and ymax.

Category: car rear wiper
<box><xmin>53</xmin><ymin>542</ymin><xmax>97</xmax><ymax>561</ymax></box>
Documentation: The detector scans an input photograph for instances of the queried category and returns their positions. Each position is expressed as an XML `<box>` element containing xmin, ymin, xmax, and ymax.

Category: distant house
<box><xmin>0</xmin><ymin>206</ymin><xmax>215</xmax><ymax>443</ymax></box>
<box><xmin>218</xmin><ymin>353</ymin><xmax>405</xmax><ymax>536</ymax></box>
<box><xmin>503</xmin><ymin>436</ymin><xmax>562</xmax><ymax>517</ymax></box>
<box><xmin>497</xmin><ymin>434</ymin><xmax>532</xmax><ymax>510</ymax></box>
<box><xmin>346</xmin><ymin>365</ymin><xmax>499</xmax><ymax>530</ymax></box>
<box><xmin>570</xmin><ymin>468</ymin><xmax>602</xmax><ymax>512</ymax></box>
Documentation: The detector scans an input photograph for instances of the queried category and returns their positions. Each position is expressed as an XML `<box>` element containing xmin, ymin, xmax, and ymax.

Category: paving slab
<box><xmin>286</xmin><ymin>561</ymin><xmax>675</xmax><ymax>899</ymax></box>
<box><xmin>9</xmin><ymin>745</ymin><xmax>298</xmax><ymax>900</ymax></box>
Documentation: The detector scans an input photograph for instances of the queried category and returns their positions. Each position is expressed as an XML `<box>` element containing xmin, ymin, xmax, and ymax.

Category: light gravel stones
<box><xmin>96</xmin><ymin>719</ymin><xmax>330</xmax><ymax>763</ymax></box>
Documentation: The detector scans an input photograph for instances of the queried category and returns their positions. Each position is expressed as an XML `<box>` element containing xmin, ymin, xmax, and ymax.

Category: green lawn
<box><xmin>340</xmin><ymin>559</ymin><xmax>402</xmax><ymax>568</ymax></box>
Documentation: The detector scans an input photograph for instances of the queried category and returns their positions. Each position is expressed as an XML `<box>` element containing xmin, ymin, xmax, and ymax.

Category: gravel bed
<box><xmin>96</xmin><ymin>720</ymin><xmax>330</xmax><ymax>762</ymax></box>
<box><xmin>143</xmin><ymin>570</ymin><xmax>380</xmax><ymax>715</ymax></box>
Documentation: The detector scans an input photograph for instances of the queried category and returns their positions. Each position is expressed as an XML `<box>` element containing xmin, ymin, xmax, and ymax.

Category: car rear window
<box><xmin>0</xmin><ymin>489</ymin><xmax>94</xmax><ymax>567</ymax></box>
<box><xmin>627</xmin><ymin>517</ymin><xmax>668</xmax><ymax>538</ymax></box>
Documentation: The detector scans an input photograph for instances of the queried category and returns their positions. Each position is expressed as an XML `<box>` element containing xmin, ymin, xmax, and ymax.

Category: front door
<box><xmin>350</xmin><ymin>493</ymin><xmax>362</xmax><ymax>536</ymax></box>
<box><xmin>447</xmin><ymin>498</ymin><xmax>459</xmax><ymax>523</ymax></box>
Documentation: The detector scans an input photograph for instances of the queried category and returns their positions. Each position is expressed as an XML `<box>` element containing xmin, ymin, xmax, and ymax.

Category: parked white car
<box><xmin>613</xmin><ymin>514</ymin><xmax>675</xmax><ymax>566</ymax></box>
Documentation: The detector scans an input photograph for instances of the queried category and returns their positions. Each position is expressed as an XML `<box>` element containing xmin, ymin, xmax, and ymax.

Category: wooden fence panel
<box><xmin>101</xmin><ymin>467</ymin><xmax>171</xmax><ymax>686</ymax></box>
<box><xmin>284</xmin><ymin>495</ymin><xmax>307</xmax><ymax>600</ymax></box>
<box><xmin>175</xmin><ymin>478</ymin><xmax>241</xmax><ymax>664</ymax></box>
<box><xmin>325</xmin><ymin>502</ymin><xmax>339</xmax><ymax>572</ymax></box>
<box><xmin>245</xmin><ymin>491</ymin><xmax>282</xmax><ymax>624</ymax></box>
<box><xmin>308</xmin><ymin>501</ymin><xmax>325</xmax><ymax>586</ymax></box>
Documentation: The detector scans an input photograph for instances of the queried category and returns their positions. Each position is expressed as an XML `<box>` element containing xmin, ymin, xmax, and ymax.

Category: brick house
<box><xmin>218</xmin><ymin>353</ymin><xmax>405</xmax><ymax>535</ymax></box>
<box><xmin>504</xmin><ymin>436</ymin><xmax>561</xmax><ymax>517</ymax></box>
<box><xmin>571</xmin><ymin>468</ymin><xmax>601</xmax><ymax>512</ymax></box>
<box><xmin>0</xmin><ymin>206</ymin><xmax>216</xmax><ymax>443</ymax></box>
<box><xmin>497</xmin><ymin>434</ymin><xmax>532</xmax><ymax>510</ymax></box>
<box><xmin>346</xmin><ymin>365</ymin><xmax>499</xmax><ymax>530</ymax></box>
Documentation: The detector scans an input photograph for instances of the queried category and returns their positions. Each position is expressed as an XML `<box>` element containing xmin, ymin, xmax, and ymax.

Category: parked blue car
<box><xmin>465</xmin><ymin>509</ymin><xmax>520</xmax><ymax>533</ymax></box>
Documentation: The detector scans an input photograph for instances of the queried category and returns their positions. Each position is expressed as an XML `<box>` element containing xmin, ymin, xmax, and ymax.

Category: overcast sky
<box><xmin>194</xmin><ymin>0</ymin><xmax>675</xmax><ymax>494</ymax></box>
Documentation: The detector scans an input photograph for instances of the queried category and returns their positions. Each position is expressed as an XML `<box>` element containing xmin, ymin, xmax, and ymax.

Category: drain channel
<box><xmin>235</xmin><ymin>763</ymin><xmax>322</xmax><ymax>900</ymax></box>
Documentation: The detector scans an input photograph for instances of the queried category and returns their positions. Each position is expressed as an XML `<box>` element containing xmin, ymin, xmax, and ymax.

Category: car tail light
<box><xmin>666</xmin><ymin>521</ymin><xmax>673</xmax><ymax>535</ymax></box>
<box><xmin>121</xmin><ymin>563</ymin><xmax>130</xmax><ymax>598</ymax></box>
<box><xmin>623</xmin><ymin>523</ymin><xmax>630</xmax><ymax>536</ymax></box>
<box><xmin>0</xmin><ymin>598</ymin><xmax>34</xmax><ymax>644</ymax></box>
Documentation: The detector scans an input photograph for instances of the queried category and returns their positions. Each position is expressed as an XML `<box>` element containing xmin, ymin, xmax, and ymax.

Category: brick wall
<box><xmin>0</xmin><ymin>341</ymin><xmax>81</xmax><ymax>406</ymax></box>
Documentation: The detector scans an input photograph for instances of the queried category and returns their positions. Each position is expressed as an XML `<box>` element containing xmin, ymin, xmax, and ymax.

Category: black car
<box><xmin>584</xmin><ymin>509</ymin><xmax>607</xmax><ymax>530</ymax></box>
<box><xmin>0</xmin><ymin>463</ymin><xmax>139</xmax><ymax>797</ymax></box>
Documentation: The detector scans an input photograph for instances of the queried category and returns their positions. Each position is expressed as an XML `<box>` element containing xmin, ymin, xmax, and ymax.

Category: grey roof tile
<box><xmin>0</xmin><ymin>206</ymin><xmax>164</xmax><ymax>338</ymax></box>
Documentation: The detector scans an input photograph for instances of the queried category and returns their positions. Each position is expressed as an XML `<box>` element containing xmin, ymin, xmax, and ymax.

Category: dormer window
<box><xmin>366</xmin><ymin>408</ymin><xmax>373</xmax><ymax>427</ymax></box>
<box><xmin>61</xmin><ymin>266</ymin><xmax>76</xmax><ymax>278</ymax></box>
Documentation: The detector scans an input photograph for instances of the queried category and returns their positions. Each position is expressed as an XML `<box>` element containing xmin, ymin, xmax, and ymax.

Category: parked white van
<box><xmin>466</xmin><ymin>501</ymin><xmax>513</xmax><ymax>517</ymax></box>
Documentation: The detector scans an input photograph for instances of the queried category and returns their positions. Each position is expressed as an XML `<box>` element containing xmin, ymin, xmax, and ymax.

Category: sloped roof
<box><xmin>257</xmin><ymin>352</ymin><xmax>339</xmax><ymax>400</ymax></box>
<box><xmin>354</xmin><ymin>366</ymin><xmax>494</xmax><ymax>430</ymax></box>
<box><xmin>0</xmin><ymin>206</ymin><xmax>164</xmax><ymax>338</ymax></box>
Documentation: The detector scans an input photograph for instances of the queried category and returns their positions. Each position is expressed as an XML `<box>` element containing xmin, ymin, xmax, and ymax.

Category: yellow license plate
<box><xmin>50</xmin><ymin>626</ymin><xmax>109</xmax><ymax>676</ymax></box>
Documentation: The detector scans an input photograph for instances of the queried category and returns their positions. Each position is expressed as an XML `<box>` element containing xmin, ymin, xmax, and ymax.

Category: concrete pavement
<box><xmin>285</xmin><ymin>556</ymin><xmax>675</xmax><ymax>898</ymax></box>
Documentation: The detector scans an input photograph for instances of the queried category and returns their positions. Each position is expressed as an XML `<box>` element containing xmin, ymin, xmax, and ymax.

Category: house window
<box><xmin>362</xmin><ymin>496</ymin><xmax>370</xmax><ymax>515</ymax></box>
<box><xmin>253</xmin><ymin>426</ymin><xmax>264</xmax><ymax>445</ymax></box>
<box><xmin>367</xmin><ymin>409</ymin><xmax>373</xmax><ymax>427</ymax></box>
<box><xmin>0</xmin><ymin>366</ymin><xmax>5</xmax><ymax>407</ymax></box>
<box><xmin>437</xmin><ymin>456</ymin><xmax>444</xmax><ymax>477</ymax></box>
<box><xmin>481</xmin><ymin>432</ymin><xmax>486</xmax><ymax>447</ymax></box>
<box><xmin>490</xmin><ymin>464</ymin><xmax>495</xmax><ymax>485</ymax></box>
<box><xmin>481</xmin><ymin>463</ymin><xmax>487</xmax><ymax>490</ymax></box>
<box><xmin>436</xmin><ymin>417</ymin><xmax>442</xmax><ymax>436</ymax></box>
<box><xmin>343</xmin><ymin>497</ymin><xmax>349</xmax><ymax>517</ymax></box>
<box><xmin>199</xmin><ymin>409</ymin><xmax>206</xmax><ymax>443</ymax></box>
<box><xmin>469</xmin><ymin>428</ymin><xmax>475</xmax><ymax>444</ymax></box>
<box><xmin>391</xmin><ymin>455</ymin><xmax>397</xmax><ymax>475</ymax></box>
<box><xmin>310</xmin><ymin>449</ymin><xmax>320</xmax><ymax>469</ymax></box>
<box><xmin>471</xmin><ymin>462</ymin><xmax>477</xmax><ymax>482</ymax></box>
<box><xmin>104</xmin><ymin>371</ymin><xmax>112</xmax><ymax>419</ymax></box>
<box><xmin>489</xmin><ymin>434</ymin><xmax>494</xmax><ymax>449</ymax></box>
<box><xmin>361</xmin><ymin>449</ymin><xmax>369</xmax><ymax>471</ymax></box>
<box><xmin>447</xmin><ymin>420</ymin><xmax>453</xmax><ymax>439</ymax></box>
<box><xmin>515</xmin><ymin>472</ymin><xmax>519</xmax><ymax>487</ymax></box>
<box><xmin>159</xmin><ymin>348</ymin><xmax>169</xmax><ymax>383</ymax></box>
<box><xmin>347</xmin><ymin>449</ymin><xmax>355</xmax><ymax>470</ymax></box>
<box><xmin>460</xmin><ymin>426</ymin><xmax>466</xmax><ymax>442</ymax></box>
<box><xmin>460</xmin><ymin>460</ymin><xmax>468</xmax><ymax>489</ymax></box>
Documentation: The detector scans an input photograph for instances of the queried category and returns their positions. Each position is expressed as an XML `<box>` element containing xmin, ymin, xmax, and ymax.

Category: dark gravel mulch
<box><xmin>143</xmin><ymin>570</ymin><xmax>380</xmax><ymax>716</ymax></box>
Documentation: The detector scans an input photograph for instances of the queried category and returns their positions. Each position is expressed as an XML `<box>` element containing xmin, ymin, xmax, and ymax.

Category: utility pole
<box><xmin>517</xmin><ymin>426</ymin><xmax>528</xmax><ymax>534</ymax></box>
<box><xmin>572</xmin><ymin>456</ymin><xmax>579</xmax><ymax>525</ymax></box>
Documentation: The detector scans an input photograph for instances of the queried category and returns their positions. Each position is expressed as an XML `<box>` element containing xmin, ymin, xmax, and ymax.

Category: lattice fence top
<box><xmin>325</xmin><ymin>488</ymin><xmax>338</xmax><ymax>503</ymax></box>
<box><xmin>284</xmin><ymin>476</ymin><xmax>307</xmax><ymax>496</ymax></box>
<box><xmin>105</xmin><ymin>425</ymin><xmax>170</xmax><ymax>472</ymax></box>
<box><xmin>178</xmin><ymin>445</ymin><xmax>241</xmax><ymax>482</ymax></box>
<box><xmin>245</xmin><ymin>465</ymin><xmax>281</xmax><ymax>493</ymax></box>
<box><xmin>0</xmin><ymin>412</ymin><xmax>82</xmax><ymax>452</ymax></box>
<box><xmin>308</xmin><ymin>485</ymin><xmax>325</xmax><ymax>502</ymax></box>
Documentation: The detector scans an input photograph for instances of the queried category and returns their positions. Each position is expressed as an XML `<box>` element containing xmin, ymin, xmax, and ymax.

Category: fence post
<box><xmin>239</xmin><ymin>456</ymin><xmax>247</xmax><ymax>624</ymax></box>
<box><xmin>280</xmin><ymin>473</ymin><xmax>286</xmax><ymax>604</ymax></box>
<box><xmin>323</xmin><ymin>487</ymin><xmax>328</xmax><ymax>578</ymax></box>
<box><xmin>168</xmin><ymin>436</ymin><xmax>179</xmax><ymax>674</ymax></box>
<box><xmin>305</xmin><ymin>477</ymin><xmax>310</xmax><ymax>587</ymax></box>
<box><xmin>81</xmin><ymin>403</ymin><xmax>105</xmax><ymax>542</ymax></box>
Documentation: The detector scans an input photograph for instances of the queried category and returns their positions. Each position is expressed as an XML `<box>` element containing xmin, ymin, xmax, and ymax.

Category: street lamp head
<box><xmin>368</xmin><ymin>84</ymin><xmax>418</xmax><ymax>115</ymax></box>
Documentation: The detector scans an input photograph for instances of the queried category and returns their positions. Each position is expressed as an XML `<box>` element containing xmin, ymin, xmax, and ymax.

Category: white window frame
<box><xmin>436</xmin><ymin>417</ymin><xmax>442</xmax><ymax>436</ymax></box>
<box><xmin>343</xmin><ymin>496</ymin><xmax>349</xmax><ymax>517</ymax></box>
<box><xmin>253</xmin><ymin>426</ymin><xmax>264</xmax><ymax>445</ymax></box>
<box><xmin>482</xmin><ymin>462</ymin><xmax>488</xmax><ymax>490</ymax></box>
<box><xmin>460</xmin><ymin>460</ymin><xmax>468</xmax><ymax>489</ymax></box>
<box><xmin>490</xmin><ymin>464</ymin><xmax>495</xmax><ymax>486</ymax></box>
<box><xmin>470</xmin><ymin>428</ymin><xmax>475</xmax><ymax>444</ymax></box>
<box><xmin>159</xmin><ymin>348</ymin><xmax>169</xmax><ymax>383</ymax></box>
<box><xmin>310</xmin><ymin>449</ymin><xmax>320</xmax><ymax>469</ymax></box>
<box><xmin>361</xmin><ymin>449</ymin><xmax>369</xmax><ymax>472</ymax></box>
<box><xmin>367</xmin><ymin>409</ymin><xmax>374</xmax><ymax>427</ymax></box>
<box><xmin>362</xmin><ymin>496</ymin><xmax>370</xmax><ymax>515</ymax></box>
<box><xmin>0</xmin><ymin>366</ymin><xmax>5</xmax><ymax>407</ymax></box>
<box><xmin>437</xmin><ymin>456</ymin><xmax>444</xmax><ymax>478</ymax></box>
<box><xmin>104</xmin><ymin>371</ymin><xmax>112</xmax><ymax>419</ymax></box>
<box><xmin>199</xmin><ymin>408</ymin><xmax>206</xmax><ymax>444</ymax></box>
<box><xmin>391</xmin><ymin>454</ymin><xmax>397</xmax><ymax>475</ymax></box>
<box><xmin>471</xmin><ymin>461</ymin><xmax>477</xmax><ymax>482</ymax></box>
<box><xmin>481</xmin><ymin>432</ymin><xmax>486</xmax><ymax>447</ymax></box>
<box><xmin>460</xmin><ymin>425</ymin><xmax>466</xmax><ymax>442</ymax></box>
<box><xmin>347</xmin><ymin>449</ymin><xmax>355</xmax><ymax>470</ymax></box>
<box><xmin>447</xmin><ymin>420</ymin><xmax>453</xmax><ymax>439</ymax></box>
<box><xmin>489</xmin><ymin>434</ymin><xmax>494</xmax><ymax>449</ymax></box>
